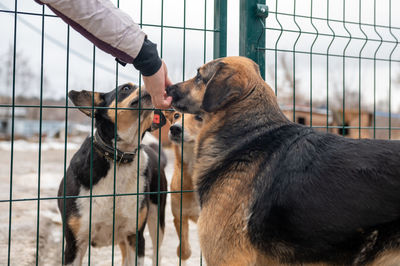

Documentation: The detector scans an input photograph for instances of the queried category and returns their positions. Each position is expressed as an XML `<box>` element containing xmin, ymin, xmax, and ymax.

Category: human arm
<box><xmin>35</xmin><ymin>0</ymin><xmax>172</xmax><ymax>108</ymax></box>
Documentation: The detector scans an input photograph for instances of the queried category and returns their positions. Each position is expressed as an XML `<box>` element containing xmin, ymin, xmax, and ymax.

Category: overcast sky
<box><xmin>0</xmin><ymin>0</ymin><xmax>399</xmax><ymax>111</ymax></box>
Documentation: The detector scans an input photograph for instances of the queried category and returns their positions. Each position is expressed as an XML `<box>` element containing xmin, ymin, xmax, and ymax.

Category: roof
<box><xmin>375</xmin><ymin>111</ymin><xmax>400</xmax><ymax>119</ymax></box>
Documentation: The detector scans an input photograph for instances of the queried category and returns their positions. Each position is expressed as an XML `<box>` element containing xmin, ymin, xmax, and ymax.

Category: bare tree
<box><xmin>0</xmin><ymin>44</ymin><xmax>35</xmax><ymax>96</ymax></box>
<box><xmin>330</xmin><ymin>87</ymin><xmax>366</xmax><ymax>111</ymax></box>
<box><xmin>267</xmin><ymin>53</ymin><xmax>308</xmax><ymax>106</ymax></box>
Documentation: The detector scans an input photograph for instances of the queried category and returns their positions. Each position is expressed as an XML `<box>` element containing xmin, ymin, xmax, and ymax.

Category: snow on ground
<box><xmin>0</xmin><ymin>135</ymin><xmax>201</xmax><ymax>266</ymax></box>
<box><xmin>0</xmin><ymin>139</ymin><xmax>81</xmax><ymax>151</ymax></box>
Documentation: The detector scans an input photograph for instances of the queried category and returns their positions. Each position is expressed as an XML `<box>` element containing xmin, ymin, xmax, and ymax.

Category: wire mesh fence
<box><xmin>1</xmin><ymin>0</ymin><xmax>400</xmax><ymax>265</ymax></box>
<box><xmin>0</xmin><ymin>0</ymin><xmax>226</xmax><ymax>265</ymax></box>
<box><xmin>261</xmin><ymin>0</ymin><xmax>400</xmax><ymax>140</ymax></box>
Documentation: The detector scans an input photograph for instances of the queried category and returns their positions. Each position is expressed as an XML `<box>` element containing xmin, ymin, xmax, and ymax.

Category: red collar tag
<box><xmin>153</xmin><ymin>114</ymin><xmax>161</xmax><ymax>124</ymax></box>
<box><xmin>150</xmin><ymin>110</ymin><xmax>166</xmax><ymax>131</ymax></box>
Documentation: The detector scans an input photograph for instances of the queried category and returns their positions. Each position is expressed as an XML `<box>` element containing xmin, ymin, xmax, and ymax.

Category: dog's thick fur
<box><xmin>59</xmin><ymin>84</ymin><xmax>167</xmax><ymax>266</ymax></box>
<box><xmin>166</xmin><ymin>56</ymin><xmax>400</xmax><ymax>266</ymax></box>
<box><xmin>164</xmin><ymin>111</ymin><xmax>202</xmax><ymax>261</ymax></box>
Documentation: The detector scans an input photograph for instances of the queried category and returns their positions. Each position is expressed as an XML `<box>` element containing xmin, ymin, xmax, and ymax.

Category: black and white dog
<box><xmin>58</xmin><ymin>83</ymin><xmax>167</xmax><ymax>266</ymax></box>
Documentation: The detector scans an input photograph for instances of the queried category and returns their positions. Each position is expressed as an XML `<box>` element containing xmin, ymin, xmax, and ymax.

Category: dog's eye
<box><xmin>194</xmin><ymin>115</ymin><xmax>203</xmax><ymax>122</ymax></box>
<box><xmin>122</xmin><ymin>86</ymin><xmax>131</xmax><ymax>91</ymax></box>
<box><xmin>174</xmin><ymin>113</ymin><xmax>180</xmax><ymax>119</ymax></box>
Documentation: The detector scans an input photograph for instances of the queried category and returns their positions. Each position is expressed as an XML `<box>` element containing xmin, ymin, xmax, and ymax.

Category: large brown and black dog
<box><xmin>166</xmin><ymin>56</ymin><xmax>400</xmax><ymax>266</ymax></box>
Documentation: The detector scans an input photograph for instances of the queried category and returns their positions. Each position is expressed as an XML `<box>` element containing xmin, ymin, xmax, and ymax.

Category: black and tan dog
<box><xmin>166</xmin><ymin>56</ymin><xmax>400</xmax><ymax>266</ymax></box>
<box><xmin>164</xmin><ymin>111</ymin><xmax>203</xmax><ymax>263</ymax></box>
<box><xmin>59</xmin><ymin>83</ymin><xmax>167</xmax><ymax>266</ymax></box>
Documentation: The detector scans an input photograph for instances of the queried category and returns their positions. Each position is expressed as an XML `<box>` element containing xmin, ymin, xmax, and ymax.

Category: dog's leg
<box><xmin>148</xmin><ymin>202</ymin><xmax>164</xmax><ymax>266</ymax></box>
<box><xmin>173</xmin><ymin>215</ymin><xmax>191</xmax><ymax>262</ymax></box>
<box><xmin>122</xmin><ymin>238</ymin><xmax>134</xmax><ymax>266</ymax></box>
<box><xmin>64</xmin><ymin>239</ymin><xmax>87</xmax><ymax>266</ymax></box>
<box><xmin>64</xmin><ymin>218</ymin><xmax>87</xmax><ymax>266</ymax></box>
<box><xmin>189</xmin><ymin>215</ymin><xmax>199</xmax><ymax>223</ymax></box>
<box><xmin>119</xmin><ymin>242</ymin><xmax>127</xmax><ymax>265</ymax></box>
<box><xmin>124</xmin><ymin>230</ymin><xmax>145</xmax><ymax>266</ymax></box>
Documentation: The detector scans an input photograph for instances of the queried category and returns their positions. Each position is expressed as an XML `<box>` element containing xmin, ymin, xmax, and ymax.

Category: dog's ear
<box><xmin>201</xmin><ymin>63</ymin><xmax>246</xmax><ymax>113</ymax></box>
<box><xmin>68</xmin><ymin>90</ymin><xmax>104</xmax><ymax>117</ymax></box>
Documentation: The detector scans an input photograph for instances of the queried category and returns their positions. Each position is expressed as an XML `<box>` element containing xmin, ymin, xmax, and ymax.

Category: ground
<box><xmin>0</xmin><ymin>136</ymin><xmax>201</xmax><ymax>266</ymax></box>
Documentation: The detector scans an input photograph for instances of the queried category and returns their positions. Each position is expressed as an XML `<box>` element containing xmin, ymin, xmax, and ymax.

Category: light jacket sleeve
<box><xmin>35</xmin><ymin>0</ymin><xmax>162</xmax><ymax>76</ymax></box>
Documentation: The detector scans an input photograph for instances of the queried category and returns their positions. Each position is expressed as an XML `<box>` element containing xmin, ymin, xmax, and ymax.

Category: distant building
<box><xmin>281</xmin><ymin>105</ymin><xmax>334</xmax><ymax>133</ymax></box>
<box><xmin>331</xmin><ymin>109</ymin><xmax>372</xmax><ymax>139</ymax></box>
<box><xmin>0</xmin><ymin>107</ymin><xmax>66</xmax><ymax>139</ymax></box>
<box><xmin>282</xmin><ymin>106</ymin><xmax>400</xmax><ymax>140</ymax></box>
<box><xmin>374</xmin><ymin>111</ymin><xmax>400</xmax><ymax>140</ymax></box>
<box><xmin>0</xmin><ymin>96</ymin><xmax>92</xmax><ymax>140</ymax></box>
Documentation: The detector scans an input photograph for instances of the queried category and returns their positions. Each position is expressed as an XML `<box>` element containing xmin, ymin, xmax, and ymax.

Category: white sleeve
<box><xmin>37</xmin><ymin>0</ymin><xmax>146</xmax><ymax>63</ymax></box>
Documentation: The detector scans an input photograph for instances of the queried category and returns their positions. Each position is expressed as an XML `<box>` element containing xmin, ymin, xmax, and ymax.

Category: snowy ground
<box><xmin>0</xmin><ymin>136</ymin><xmax>201</xmax><ymax>266</ymax></box>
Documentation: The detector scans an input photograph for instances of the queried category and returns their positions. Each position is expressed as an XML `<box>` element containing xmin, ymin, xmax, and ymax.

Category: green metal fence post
<box><xmin>213</xmin><ymin>0</ymin><xmax>227</xmax><ymax>59</ymax></box>
<box><xmin>239</xmin><ymin>0</ymin><xmax>266</xmax><ymax>79</ymax></box>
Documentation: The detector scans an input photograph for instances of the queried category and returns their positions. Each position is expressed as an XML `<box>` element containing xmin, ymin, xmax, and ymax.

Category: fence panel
<box><xmin>0</xmin><ymin>0</ymin><xmax>226</xmax><ymax>265</ymax></box>
<box><xmin>245</xmin><ymin>0</ymin><xmax>400</xmax><ymax>140</ymax></box>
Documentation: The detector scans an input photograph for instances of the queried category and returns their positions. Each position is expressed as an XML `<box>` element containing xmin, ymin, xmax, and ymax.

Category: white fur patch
<box><xmin>75</xmin><ymin>150</ymin><xmax>149</xmax><ymax>247</ymax></box>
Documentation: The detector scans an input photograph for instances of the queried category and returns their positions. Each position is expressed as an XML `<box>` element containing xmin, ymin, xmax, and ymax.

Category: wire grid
<box><xmin>0</xmin><ymin>0</ymin><xmax>225</xmax><ymax>265</ymax></box>
<box><xmin>262</xmin><ymin>0</ymin><xmax>400</xmax><ymax>140</ymax></box>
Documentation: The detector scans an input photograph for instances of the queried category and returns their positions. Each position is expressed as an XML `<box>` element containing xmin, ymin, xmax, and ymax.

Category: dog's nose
<box><xmin>166</xmin><ymin>85</ymin><xmax>181</xmax><ymax>101</ymax></box>
<box><xmin>166</xmin><ymin>85</ymin><xmax>174</xmax><ymax>96</ymax></box>
<box><xmin>170</xmin><ymin>125</ymin><xmax>182</xmax><ymax>137</ymax></box>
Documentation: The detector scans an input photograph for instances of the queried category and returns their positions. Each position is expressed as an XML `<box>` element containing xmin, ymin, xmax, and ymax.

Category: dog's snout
<box><xmin>166</xmin><ymin>85</ymin><xmax>175</xmax><ymax>96</ymax></box>
<box><xmin>166</xmin><ymin>85</ymin><xmax>182</xmax><ymax>101</ymax></box>
<box><xmin>170</xmin><ymin>125</ymin><xmax>182</xmax><ymax>137</ymax></box>
<box><xmin>167</xmin><ymin>81</ymin><xmax>202</xmax><ymax>114</ymax></box>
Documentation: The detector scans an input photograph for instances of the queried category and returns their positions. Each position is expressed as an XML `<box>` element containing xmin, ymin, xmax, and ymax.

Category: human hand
<box><xmin>142</xmin><ymin>61</ymin><xmax>173</xmax><ymax>109</ymax></box>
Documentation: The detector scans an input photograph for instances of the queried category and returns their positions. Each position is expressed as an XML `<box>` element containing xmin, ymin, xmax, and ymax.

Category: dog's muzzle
<box><xmin>168</xmin><ymin>124</ymin><xmax>184</xmax><ymax>143</ymax></box>
<box><xmin>166</xmin><ymin>85</ymin><xmax>182</xmax><ymax>102</ymax></box>
<box><xmin>170</xmin><ymin>125</ymin><xmax>182</xmax><ymax>138</ymax></box>
<box><xmin>166</xmin><ymin>84</ymin><xmax>200</xmax><ymax>114</ymax></box>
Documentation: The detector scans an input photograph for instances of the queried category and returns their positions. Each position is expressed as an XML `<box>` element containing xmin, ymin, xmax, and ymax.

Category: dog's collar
<box><xmin>93</xmin><ymin>131</ymin><xmax>139</xmax><ymax>164</ymax></box>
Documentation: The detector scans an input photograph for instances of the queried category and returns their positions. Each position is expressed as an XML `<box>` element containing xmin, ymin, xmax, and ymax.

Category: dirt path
<box><xmin>0</xmin><ymin>138</ymin><xmax>201</xmax><ymax>266</ymax></box>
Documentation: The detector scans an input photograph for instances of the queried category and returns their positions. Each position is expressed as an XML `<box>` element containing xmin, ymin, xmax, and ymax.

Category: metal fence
<box><xmin>253</xmin><ymin>0</ymin><xmax>400</xmax><ymax>140</ymax></box>
<box><xmin>0</xmin><ymin>0</ymin><xmax>226</xmax><ymax>265</ymax></box>
<box><xmin>1</xmin><ymin>0</ymin><xmax>400</xmax><ymax>265</ymax></box>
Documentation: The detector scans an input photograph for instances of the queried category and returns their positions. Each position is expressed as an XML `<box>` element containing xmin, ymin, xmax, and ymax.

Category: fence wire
<box><xmin>263</xmin><ymin>0</ymin><xmax>400</xmax><ymax>140</ymax></box>
<box><xmin>0</xmin><ymin>0</ymin><xmax>225</xmax><ymax>265</ymax></box>
<box><xmin>2</xmin><ymin>0</ymin><xmax>400</xmax><ymax>265</ymax></box>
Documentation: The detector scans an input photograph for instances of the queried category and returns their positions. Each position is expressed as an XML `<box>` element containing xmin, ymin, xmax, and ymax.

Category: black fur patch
<box><xmin>246</xmin><ymin>126</ymin><xmax>400</xmax><ymax>264</ymax></box>
<box><xmin>143</xmin><ymin>144</ymin><xmax>167</xmax><ymax>229</ymax></box>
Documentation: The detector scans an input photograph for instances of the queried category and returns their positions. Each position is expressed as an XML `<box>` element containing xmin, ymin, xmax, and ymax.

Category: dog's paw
<box><xmin>177</xmin><ymin>245</ymin><xmax>191</xmax><ymax>260</ymax></box>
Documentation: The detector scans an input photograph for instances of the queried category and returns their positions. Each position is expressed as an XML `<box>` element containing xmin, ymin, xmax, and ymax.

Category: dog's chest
<box><xmin>182</xmin><ymin>143</ymin><xmax>195</xmax><ymax>172</ymax></box>
<box><xmin>76</xmin><ymin>151</ymin><xmax>148</xmax><ymax>246</ymax></box>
